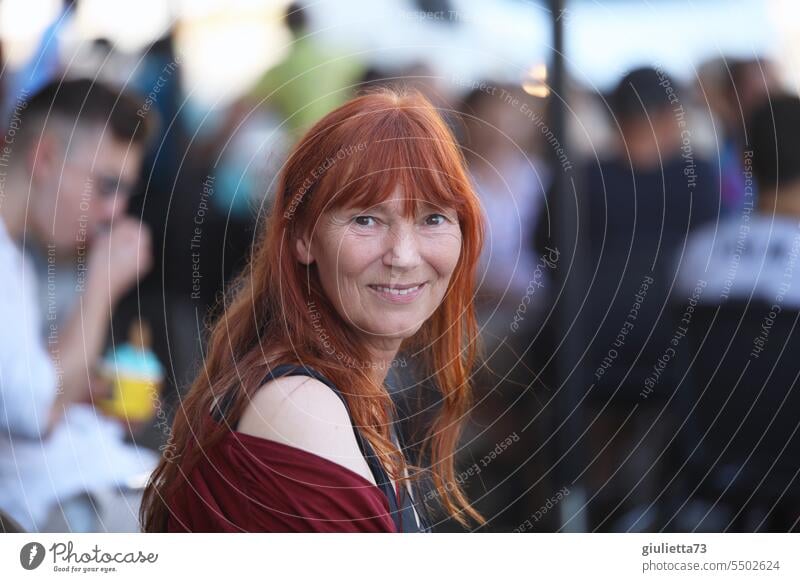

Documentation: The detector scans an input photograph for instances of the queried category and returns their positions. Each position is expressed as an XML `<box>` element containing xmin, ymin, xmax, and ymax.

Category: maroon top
<box><xmin>166</xmin><ymin>430</ymin><xmax>397</xmax><ymax>532</ymax></box>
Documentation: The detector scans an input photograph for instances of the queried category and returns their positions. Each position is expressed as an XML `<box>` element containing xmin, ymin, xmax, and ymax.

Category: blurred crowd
<box><xmin>0</xmin><ymin>1</ymin><xmax>798</xmax><ymax>532</ymax></box>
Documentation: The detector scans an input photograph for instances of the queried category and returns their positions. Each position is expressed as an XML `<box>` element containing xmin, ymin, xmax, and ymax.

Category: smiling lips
<box><xmin>368</xmin><ymin>282</ymin><xmax>427</xmax><ymax>303</ymax></box>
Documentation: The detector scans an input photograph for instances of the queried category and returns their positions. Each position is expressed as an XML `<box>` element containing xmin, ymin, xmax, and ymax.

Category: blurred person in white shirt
<box><xmin>0</xmin><ymin>79</ymin><xmax>156</xmax><ymax>532</ymax></box>
<box><xmin>460</xmin><ymin>84</ymin><xmax>550</xmax><ymax>343</ymax></box>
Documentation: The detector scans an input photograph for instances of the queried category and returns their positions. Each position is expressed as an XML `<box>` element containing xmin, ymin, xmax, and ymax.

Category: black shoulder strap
<box><xmin>391</xmin><ymin>423</ymin><xmax>434</xmax><ymax>533</ymax></box>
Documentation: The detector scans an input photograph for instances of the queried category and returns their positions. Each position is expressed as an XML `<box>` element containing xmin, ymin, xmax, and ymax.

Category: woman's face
<box><xmin>296</xmin><ymin>186</ymin><xmax>462</xmax><ymax>352</ymax></box>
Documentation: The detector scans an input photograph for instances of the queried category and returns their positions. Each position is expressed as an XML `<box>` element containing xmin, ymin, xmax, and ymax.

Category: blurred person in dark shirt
<box><xmin>572</xmin><ymin>67</ymin><xmax>718</xmax><ymax>530</ymax></box>
<box><xmin>585</xmin><ymin>66</ymin><xmax>718</xmax><ymax>403</ymax></box>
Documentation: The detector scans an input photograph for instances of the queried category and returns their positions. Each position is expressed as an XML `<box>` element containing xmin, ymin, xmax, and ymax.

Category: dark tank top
<box><xmin>212</xmin><ymin>363</ymin><xmax>432</xmax><ymax>532</ymax></box>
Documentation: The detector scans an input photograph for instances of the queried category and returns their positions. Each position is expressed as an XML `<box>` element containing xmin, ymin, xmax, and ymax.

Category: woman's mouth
<box><xmin>367</xmin><ymin>282</ymin><xmax>427</xmax><ymax>303</ymax></box>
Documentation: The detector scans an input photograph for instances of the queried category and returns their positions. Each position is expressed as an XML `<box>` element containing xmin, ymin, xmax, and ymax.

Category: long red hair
<box><xmin>140</xmin><ymin>87</ymin><xmax>485</xmax><ymax>530</ymax></box>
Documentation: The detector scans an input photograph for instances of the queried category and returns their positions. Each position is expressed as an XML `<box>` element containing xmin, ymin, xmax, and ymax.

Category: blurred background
<box><xmin>2</xmin><ymin>0</ymin><xmax>800</xmax><ymax>532</ymax></box>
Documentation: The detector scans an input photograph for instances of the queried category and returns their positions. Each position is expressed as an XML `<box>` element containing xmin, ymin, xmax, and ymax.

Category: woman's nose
<box><xmin>383</xmin><ymin>223</ymin><xmax>421</xmax><ymax>270</ymax></box>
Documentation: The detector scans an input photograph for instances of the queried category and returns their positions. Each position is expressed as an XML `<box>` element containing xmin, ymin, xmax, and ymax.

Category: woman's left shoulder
<box><xmin>237</xmin><ymin>374</ymin><xmax>376</xmax><ymax>484</ymax></box>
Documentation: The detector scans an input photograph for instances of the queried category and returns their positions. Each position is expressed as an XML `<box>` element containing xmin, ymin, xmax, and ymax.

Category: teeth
<box><xmin>374</xmin><ymin>285</ymin><xmax>421</xmax><ymax>295</ymax></box>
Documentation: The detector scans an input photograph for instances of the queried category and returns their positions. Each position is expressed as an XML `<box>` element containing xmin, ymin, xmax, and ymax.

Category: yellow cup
<box><xmin>99</xmin><ymin>372</ymin><xmax>161</xmax><ymax>422</ymax></box>
<box><xmin>98</xmin><ymin>321</ymin><xmax>164</xmax><ymax>422</ymax></box>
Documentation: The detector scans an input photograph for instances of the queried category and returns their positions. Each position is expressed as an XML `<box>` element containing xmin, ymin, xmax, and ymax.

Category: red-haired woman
<box><xmin>140</xmin><ymin>88</ymin><xmax>486</xmax><ymax>532</ymax></box>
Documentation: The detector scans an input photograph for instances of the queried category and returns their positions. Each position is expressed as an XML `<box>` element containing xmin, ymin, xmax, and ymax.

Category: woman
<box><xmin>140</xmin><ymin>88</ymin><xmax>486</xmax><ymax>532</ymax></box>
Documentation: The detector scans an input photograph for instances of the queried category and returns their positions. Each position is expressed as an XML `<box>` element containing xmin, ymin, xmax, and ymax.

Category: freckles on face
<box><xmin>307</xmin><ymin>192</ymin><xmax>462</xmax><ymax>342</ymax></box>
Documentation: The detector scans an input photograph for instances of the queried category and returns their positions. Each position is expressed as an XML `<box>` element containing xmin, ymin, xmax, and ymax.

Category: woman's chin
<box><xmin>363</xmin><ymin>321</ymin><xmax>425</xmax><ymax>341</ymax></box>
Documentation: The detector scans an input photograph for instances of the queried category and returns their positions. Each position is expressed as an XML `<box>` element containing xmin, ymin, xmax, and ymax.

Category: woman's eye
<box><xmin>425</xmin><ymin>213</ymin><xmax>448</xmax><ymax>226</ymax></box>
<box><xmin>353</xmin><ymin>215</ymin><xmax>376</xmax><ymax>227</ymax></box>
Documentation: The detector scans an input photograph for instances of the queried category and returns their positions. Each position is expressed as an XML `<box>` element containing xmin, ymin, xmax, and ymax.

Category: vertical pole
<box><xmin>548</xmin><ymin>0</ymin><xmax>588</xmax><ymax>532</ymax></box>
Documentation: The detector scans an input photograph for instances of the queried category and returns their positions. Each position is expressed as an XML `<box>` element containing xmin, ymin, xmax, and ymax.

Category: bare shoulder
<box><xmin>237</xmin><ymin>374</ymin><xmax>376</xmax><ymax>485</ymax></box>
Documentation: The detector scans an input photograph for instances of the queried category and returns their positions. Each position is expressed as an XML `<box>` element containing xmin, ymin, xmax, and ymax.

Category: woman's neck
<box><xmin>365</xmin><ymin>338</ymin><xmax>403</xmax><ymax>386</ymax></box>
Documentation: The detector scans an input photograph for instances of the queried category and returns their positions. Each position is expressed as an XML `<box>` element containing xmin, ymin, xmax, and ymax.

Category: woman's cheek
<box><xmin>322</xmin><ymin>229</ymin><xmax>360</xmax><ymax>268</ymax></box>
<box><xmin>426</xmin><ymin>229</ymin><xmax>462</xmax><ymax>274</ymax></box>
<box><xmin>340</xmin><ymin>237</ymin><xmax>380</xmax><ymax>274</ymax></box>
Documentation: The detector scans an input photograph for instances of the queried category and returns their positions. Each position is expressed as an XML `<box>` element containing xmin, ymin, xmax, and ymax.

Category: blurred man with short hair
<box><xmin>0</xmin><ymin>79</ymin><xmax>156</xmax><ymax>531</ymax></box>
<box><xmin>571</xmin><ymin>67</ymin><xmax>718</xmax><ymax>529</ymax></box>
